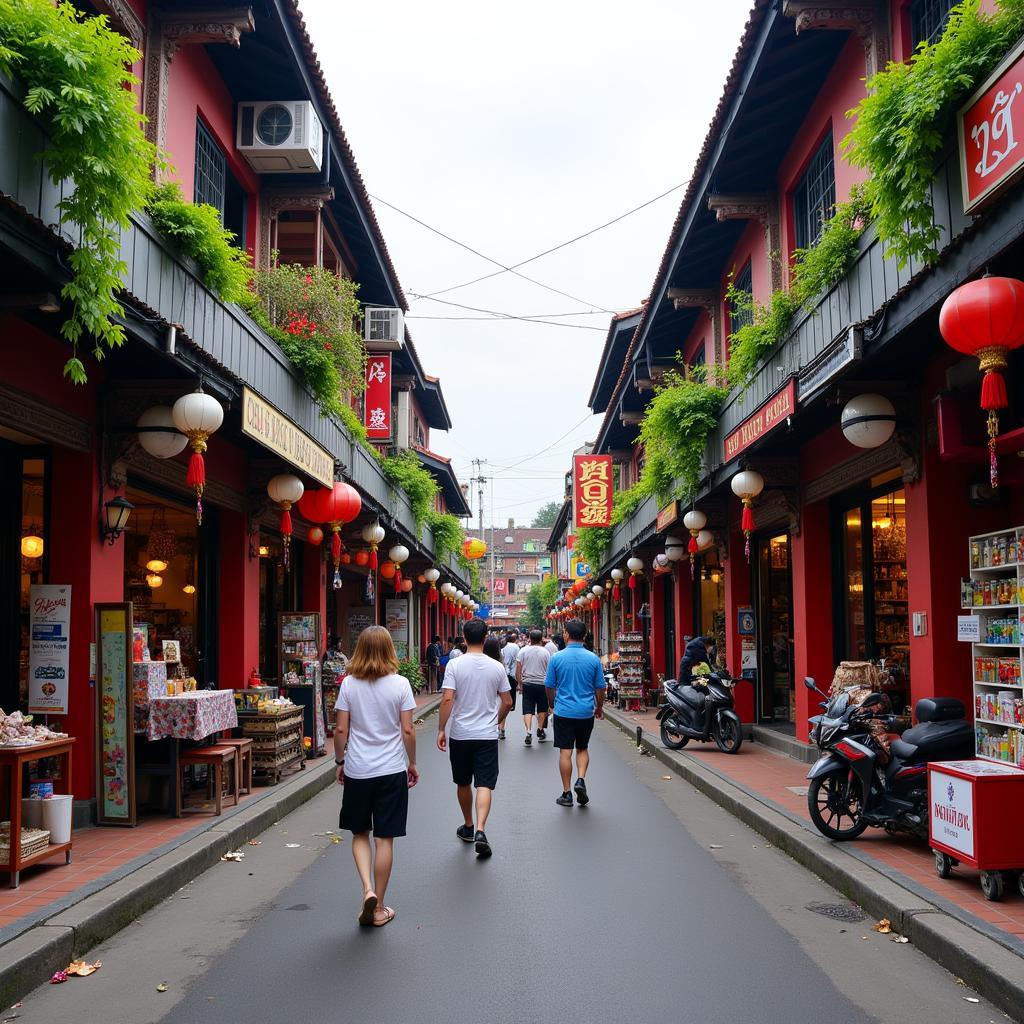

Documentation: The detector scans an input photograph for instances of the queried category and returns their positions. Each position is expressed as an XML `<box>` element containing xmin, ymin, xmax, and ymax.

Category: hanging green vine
<box><xmin>844</xmin><ymin>0</ymin><xmax>1024</xmax><ymax>266</ymax></box>
<box><xmin>378</xmin><ymin>449</ymin><xmax>441</xmax><ymax>532</ymax></box>
<box><xmin>427</xmin><ymin>510</ymin><xmax>465</xmax><ymax>564</ymax></box>
<box><xmin>0</xmin><ymin>0</ymin><xmax>155</xmax><ymax>383</ymax></box>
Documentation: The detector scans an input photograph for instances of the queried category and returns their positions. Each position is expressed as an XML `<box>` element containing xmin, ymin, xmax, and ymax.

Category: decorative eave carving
<box><xmin>781</xmin><ymin>1</ymin><xmax>891</xmax><ymax>77</ymax></box>
<box><xmin>0</xmin><ymin>383</ymin><xmax>91</xmax><ymax>454</ymax></box>
<box><xmin>666</xmin><ymin>288</ymin><xmax>725</xmax><ymax>372</ymax></box>
<box><xmin>803</xmin><ymin>432</ymin><xmax>919</xmax><ymax>505</ymax></box>
<box><xmin>707</xmin><ymin>194</ymin><xmax>783</xmax><ymax>291</ymax></box>
<box><xmin>93</xmin><ymin>0</ymin><xmax>146</xmax><ymax>50</ymax></box>
<box><xmin>755</xmin><ymin>488</ymin><xmax>801</xmax><ymax>537</ymax></box>
<box><xmin>258</xmin><ymin>187</ymin><xmax>335</xmax><ymax>270</ymax></box>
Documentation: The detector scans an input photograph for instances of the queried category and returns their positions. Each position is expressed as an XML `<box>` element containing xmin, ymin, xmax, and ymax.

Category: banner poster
<box><xmin>572</xmin><ymin>454</ymin><xmax>613</xmax><ymax>528</ymax></box>
<box><xmin>385</xmin><ymin>599</ymin><xmax>409</xmax><ymax>659</ymax></box>
<box><xmin>364</xmin><ymin>353</ymin><xmax>392</xmax><ymax>439</ymax></box>
<box><xmin>28</xmin><ymin>584</ymin><xmax>72</xmax><ymax>714</ymax></box>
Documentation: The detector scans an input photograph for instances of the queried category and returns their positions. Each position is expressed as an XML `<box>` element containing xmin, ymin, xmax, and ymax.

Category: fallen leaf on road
<box><xmin>156</xmin><ymin>983</ymin><xmax>168</xmax><ymax>993</ymax></box>
<box><xmin>11</xmin><ymin>1004</ymin><xmax>21</xmax><ymax>1009</ymax></box>
<box><xmin>329</xmin><ymin>836</ymin><xmax>342</xmax><ymax>844</ymax></box>
<box><xmin>221</xmin><ymin>850</ymin><xmax>244</xmax><ymax>862</ymax></box>
<box><xmin>285</xmin><ymin>843</ymin><xmax>301</xmax><ymax>848</ymax></box>
<box><xmin>955</xmin><ymin>978</ymin><xmax>966</xmax><ymax>986</ymax></box>
<box><xmin>873</xmin><ymin>918</ymin><xmax>892</xmax><ymax>934</ymax></box>
<box><xmin>66</xmin><ymin>960</ymin><xmax>101</xmax><ymax>977</ymax></box>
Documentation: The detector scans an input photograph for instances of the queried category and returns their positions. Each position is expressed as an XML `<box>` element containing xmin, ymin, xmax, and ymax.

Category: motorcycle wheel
<box><xmin>807</xmin><ymin>769</ymin><xmax>869</xmax><ymax>841</ymax></box>
<box><xmin>660</xmin><ymin>717</ymin><xmax>689</xmax><ymax>750</ymax></box>
<box><xmin>713</xmin><ymin>715</ymin><xmax>743</xmax><ymax>754</ymax></box>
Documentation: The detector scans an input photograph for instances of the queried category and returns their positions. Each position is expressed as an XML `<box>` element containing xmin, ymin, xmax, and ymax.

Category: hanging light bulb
<box><xmin>146</xmin><ymin>558</ymin><xmax>169</xmax><ymax>573</ymax></box>
<box><xmin>145</xmin><ymin>573</ymin><xmax>163</xmax><ymax>589</ymax></box>
<box><xmin>182</xmin><ymin>583</ymin><xmax>196</xmax><ymax>595</ymax></box>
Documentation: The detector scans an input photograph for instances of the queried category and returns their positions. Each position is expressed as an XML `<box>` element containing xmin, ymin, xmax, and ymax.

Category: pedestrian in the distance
<box><xmin>543</xmin><ymin>635</ymin><xmax>558</xmax><ymax>656</ymax></box>
<box><xmin>437</xmin><ymin>618</ymin><xmax>512</xmax><ymax>858</ymax></box>
<box><xmin>516</xmin><ymin>629</ymin><xmax>551</xmax><ymax>745</ymax></box>
<box><xmin>545</xmin><ymin>618</ymin><xmax>605</xmax><ymax>807</ymax></box>
<box><xmin>425</xmin><ymin>634</ymin><xmax>442</xmax><ymax>693</ymax></box>
<box><xmin>333</xmin><ymin>625</ymin><xmax>419</xmax><ymax>928</ymax></box>
<box><xmin>500</xmin><ymin>632</ymin><xmax>520</xmax><ymax>736</ymax></box>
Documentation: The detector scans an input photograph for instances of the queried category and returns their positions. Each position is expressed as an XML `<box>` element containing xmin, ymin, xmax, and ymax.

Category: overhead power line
<box><xmin>492</xmin><ymin>413</ymin><xmax>596</xmax><ymax>477</ymax></box>
<box><xmin>421</xmin><ymin>179</ymin><xmax>690</xmax><ymax>299</ymax></box>
<box><xmin>408</xmin><ymin>294</ymin><xmax>605</xmax><ymax>332</ymax></box>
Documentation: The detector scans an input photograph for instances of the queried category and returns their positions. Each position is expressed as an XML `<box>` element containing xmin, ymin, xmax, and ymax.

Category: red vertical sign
<box><xmin>573</xmin><ymin>454</ymin><xmax>613</xmax><ymax>529</ymax></box>
<box><xmin>364</xmin><ymin>353</ymin><xmax>392</xmax><ymax>439</ymax></box>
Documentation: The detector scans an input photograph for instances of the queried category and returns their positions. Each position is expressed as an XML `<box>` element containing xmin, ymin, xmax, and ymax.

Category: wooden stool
<box><xmin>177</xmin><ymin>745</ymin><xmax>237</xmax><ymax>817</ymax></box>
<box><xmin>217</xmin><ymin>737</ymin><xmax>254</xmax><ymax>795</ymax></box>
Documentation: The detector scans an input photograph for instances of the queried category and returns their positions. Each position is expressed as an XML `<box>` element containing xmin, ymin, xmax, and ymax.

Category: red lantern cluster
<box><xmin>298</xmin><ymin>483</ymin><xmax>361</xmax><ymax>589</ymax></box>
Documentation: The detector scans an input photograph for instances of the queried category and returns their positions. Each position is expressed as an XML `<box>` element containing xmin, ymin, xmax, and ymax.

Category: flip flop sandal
<box><xmin>358</xmin><ymin>893</ymin><xmax>378</xmax><ymax>926</ymax></box>
<box><xmin>373</xmin><ymin>906</ymin><xmax>395</xmax><ymax>927</ymax></box>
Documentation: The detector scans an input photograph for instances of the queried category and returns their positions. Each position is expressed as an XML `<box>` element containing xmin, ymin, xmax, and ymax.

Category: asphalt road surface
<box><xmin>15</xmin><ymin>713</ymin><xmax>1011</xmax><ymax>1024</ymax></box>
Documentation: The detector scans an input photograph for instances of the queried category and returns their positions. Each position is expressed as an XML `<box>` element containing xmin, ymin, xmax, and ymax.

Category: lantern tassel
<box><xmin>394</xmin><ymin>569</ymin><xmax>402</xmax><ymax>595</ymax></box>
<box><xmin>741</xmin><ymin>501</ymin><xmax>755</xmax><ymax>534</ymax></box>
<box><xmin>612</xmin><ymin>583</ymin><xmax>620</xmax><ymax>602</ymax></box>
<box><xmin>688</xmin><ymin>536</ymin><xmax>698</xmax><ymax>553</ymax></box>
<box><xmin>981</xmin><ymin>369</ymin><xmax>1008</xmax><ymax>411</ymax></box>
<box><xmin>280</xmin><ymin>508</ymin><xmax>292</xmax><ymax>536</ymax></box>
<box><xmin>690</xmin><ymin>554</ymin><xmax>696</xmax><ymax>580</ymax></box>
<box><xmin>331</xmin><ymin>529</ymin><xmax>342</xmax><ymax>563</ymax></box>
<box><xmin>186</xmin><ymin>450</ymin><xmax>206</xmax><ymax>524</ymax></box>
<box><xmin>369</xmin><ymin>547</ymin><xmax>378</xmax><ymax>570</ymax></box>
<box><xmin>628</xmin><ymin>574</ymin><xmax>637</xmax><ymax>591</ymax></box>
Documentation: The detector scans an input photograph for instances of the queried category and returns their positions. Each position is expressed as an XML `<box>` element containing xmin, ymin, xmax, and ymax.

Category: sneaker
<box><xmin>475</xmin><ymin>830</ymin><xmax>492</xmax><ymax>858</ymax></box>
<box><xmin>499</xmin><ymin>729</ymin><xmax>506</xmax><ymax>740</ymax></box>
<box><xmin>556</xmin><ymin>791</ymin><xmax>574</xmax><ymax>807</ymax></box>
<box><xmin>456</xmin><ymin>824</ymin><xmax>475</xmax><ymax>843</ymax></box>
<box><xmin>574</xmin><ymin>778</ymin><xmax>589</xmax><ymax>806</ymax></box>
<box><xmin>537</xmin><ymin>728</ymin><xmax>546</xmax><ymax>741</ymax></box>
<box><xmin>524</xmin><ymin>733</ymin><xmax>532</xmax><ymax>746</ymax></box>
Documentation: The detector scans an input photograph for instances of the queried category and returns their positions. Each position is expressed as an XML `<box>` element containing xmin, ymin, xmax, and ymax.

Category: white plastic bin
<box><xmin>20</xmin><ymin>798</ymin><xmax>43</xmax><ymax>829</ymax></box>
<box><xmin>41</xmin><ymin>795</ymin><xmax>73</xmax><ymax>845</ymax></box>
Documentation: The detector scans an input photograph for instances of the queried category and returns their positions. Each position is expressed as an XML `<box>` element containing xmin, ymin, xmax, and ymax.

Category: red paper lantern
<box><xmin>940</xmin><ymin>276</ymin><xmax>1024</xmax><ymax>487</ymax></box>
<box><xmin>380</xmin><ymin>560</ymin><xmax>397</xmax><ymax>580</ymax></box>
<box><xmin>298</xmin><ymin>483</ymin><xmax>362</xmax><ymax>588</ymax></box>
<box><xmin>307</xmin><ymin>526</ymin><xmax>324</xmax><ymax>546</ymax></box>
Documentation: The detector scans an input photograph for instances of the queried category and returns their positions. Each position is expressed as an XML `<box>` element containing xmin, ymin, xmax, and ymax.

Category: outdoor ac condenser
<box><xmin>364</xmin><ymin>307</ymin><xmax>404</xmax><ymax>350</ymax></box>
<box><xmin>236</xmin><ymin>101</ymin><xmax>323</xmax><ymax>173</ymax></box>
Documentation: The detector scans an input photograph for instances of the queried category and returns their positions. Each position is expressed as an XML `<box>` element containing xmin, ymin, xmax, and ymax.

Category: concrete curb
<box><xmin>0</xmin><ymin>695</ymin><xmax>442</xmax><ymax>1006</ymax></box>
<box><xmin>602</xmin><ymin>706</ymin><xmax>1024</xmax><ymax>1022</ymax></box>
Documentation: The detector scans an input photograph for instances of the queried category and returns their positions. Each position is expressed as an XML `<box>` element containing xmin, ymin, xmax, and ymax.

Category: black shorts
<box><xmin>507</xmin><ymin>675</ymin><xmax>518</xmax><ymax>709</ymax></box>
<box><xmin>340</xmin><ymin>770</ymin><xmax>409</xmax><ymax>838</ymax></box>
<box><xmin>449</xmin><ymin>738</ymin><xmax>499</xmax><ymax>789</ymax></box>
<box><xmin>553</xmin><ymin>715</ymin><xmax>595</xmax><ymax>750</ymax></box>
<box><xmin>521</xmin><ymin>683</ymin><xmax>549</xmax><ymax>715</ymax></box>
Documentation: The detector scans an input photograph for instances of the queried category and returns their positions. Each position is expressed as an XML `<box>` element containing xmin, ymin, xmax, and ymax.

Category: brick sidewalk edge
<box><xmin>0</xmin><ymin>696</ymin><xmax>443</xmax><ymax>1006</ymax></box>
<box><xmin>602</xmin><ymin>706</ymin><xmax>1024</xmax><ymax>1022</ymax></box>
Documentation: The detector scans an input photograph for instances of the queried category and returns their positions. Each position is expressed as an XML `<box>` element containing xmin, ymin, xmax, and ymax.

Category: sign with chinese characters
<box><xmin>364</xmin><ymin>353</ymin><xmax>392</xmax><ymax>439</ymax></box>
<box><xmin>723</xmin><ymin>379</ymin><xmax>795</xmax><ymax>463</ymax></box>
<box><xmin>573</xmin><ymin>454</ymin><xmax>613</xmax><ymax>528</ymax></box>
<box><xmin>241</xmin><ymin>387</ymin><xmax>333</xmax><ymax>487</ymax></box>
<box><xmin>656</xmin><ymin>501</ymin><xmax>678</xmax><ymax>532</ymax></box>
<box><xmin>492</xmin><ymin>578</ymin><xmax>508</xmax><ymax>595</ymax></box>
<box><xmin>96</xmin><ymin>603</ymin><xmax>136</xmax><ymax>826</ymax></box>
<box><xmin>28</xmin><ymin>584</ymin><xmax>71</xmax><ymax>714</ymax></box>
<box><xmin>959</xmin><ymin>37</ymin><xmax>1024</xmax><ymax>214</ymax></box>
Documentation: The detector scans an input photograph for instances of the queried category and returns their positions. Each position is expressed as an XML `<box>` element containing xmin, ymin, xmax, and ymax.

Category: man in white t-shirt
<box><xmin>500</xmin><ymin>633</ymin><xmax>521</xmax><ymax>734</ymax></box>
<box><xmin>437</xmin><ymin>618</ymin><xmax>512</xmax><ymax>858</ymax></box>
<box><xmin>516</xmin><ymin>629</ymin><xmax>551</xmax><ymax>745</ymax></box>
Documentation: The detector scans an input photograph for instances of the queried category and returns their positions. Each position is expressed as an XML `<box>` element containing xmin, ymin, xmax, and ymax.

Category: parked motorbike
<box><xmin>804</xmin><ymin>677</ymin><xmax>974</xmax><ymax>841</ymax></box>
<box><xmin>657</xmin><ymin>671</ymin><xmax>743</xmax><ymax>754</ymax></box>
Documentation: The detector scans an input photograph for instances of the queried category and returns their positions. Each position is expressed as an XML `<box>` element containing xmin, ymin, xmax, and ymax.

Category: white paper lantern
<box><xmin>664</xmin><ymin>535</ymin><xmax>686</xmax><ymax>561</ymax></box>
<box><xmin>682</xmin><ymin>510</ymin><xmax>707</xmax><ymax>533</ymax></box>
<box><xmin>362</xmin><ymin>522</ymin><xmax>386</xmax><ymax>545</ymax></box>
<box><xmin>424</xmin><ymin>568</ymin><xmax>440</xmax><ymax>583</ymax></box>
<box><xmin>841</xmin><ymin>393</ymin><xmax>896</xmax><ymax>449</ymax></box>
<box><xmin>137</xmin><ymin>406</ymin><xmax>187</xmax><ymax>459</ymax></box>
<box><xmin>654</xmin><ymin>553</ymin><xmax>670</xmax><ymax>569</ymax></box>
<box><xmin>610</xmin><ymin>568</ymin><xmax>624</xmax><ymax>581</ymax></box>
<box><xmin>696</xmin><ymin>529</ymin><xmax>715</xmax><ymax>552</ymax></box>
<box><xmin>171</xmin><ymin>387</ymin><xmax>223</xmax><ymax>525</ymax></box>
<box><xmin>626</xmin><ymin>556</ymin><xmax>643</xmax><ymax>574</ymax></box>
<box><xmin>267</xmin><ymin>473</ymin><xmax>304</xmax><ymax>506</ymax></box>
<box><xmin>592</xmin><ymin>585</ymin><xmax>604</xmax><ymax>596</ymax></box>
<box><xmin>388</xmin><ymin>544</ymin><xmax>410</xmax><ymax>565</ymax></box>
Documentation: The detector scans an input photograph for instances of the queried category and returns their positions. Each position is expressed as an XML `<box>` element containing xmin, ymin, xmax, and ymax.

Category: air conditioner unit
<box><xmin>364</xmin><ymin>307</ymin><xmax>404</xmax><ymax>350</ymax></box>
<box><xmin>236</xmin><ymin>101</ymin><xmax>323</xmax><ymax>173</ymax></box>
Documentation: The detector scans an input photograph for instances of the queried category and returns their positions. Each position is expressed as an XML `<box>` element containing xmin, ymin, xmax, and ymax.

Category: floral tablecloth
<box><xmin>147</xmin><ymin>690</ymin><xmax>238</xmax><ymax>742</ymax></box>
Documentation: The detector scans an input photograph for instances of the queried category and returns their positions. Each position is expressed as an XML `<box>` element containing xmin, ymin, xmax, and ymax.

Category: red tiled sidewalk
<box><xmin>0</xmin><ymin>692</ymin><xmax>439</xmax><ymax>940</ymax></box>
<box><xmin>615</xmin><ymin>706</ymin><xmax>1024</xmax><ymax>947</ymax></box>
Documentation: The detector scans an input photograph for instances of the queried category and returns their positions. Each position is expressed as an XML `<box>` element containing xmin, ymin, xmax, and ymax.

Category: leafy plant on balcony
<box><xmin>247</xmin><ymin>260</ymin><xmax>365</xmax><ymax>420</ymax></box>
<box><xmin>428</xmin><ymin>510</ymin><xmax>465</xmax><ymax>565</ymax></box>
<box><xmin>147</xmin><ymin>183</ymin><xmax>250</xmax><ymax>302</ymax></box>
<box><xmin>378</xmin><ymin>449</ymin><xmax>441</xmax><ymax>531</ymax></box>
<box><xmin>725</xmin><ymin>286</ymin><xmax>799</xmax><ymax>389</ymax></box>
<box><xmin>0</xmin><ymin>0</ymin><xmax>155</xmax><ymax>383</ymax></box>
<box><xmin>844</xmin><ymin>0</ymin><xmax>1024</xmax><ymax>267</ymax></box>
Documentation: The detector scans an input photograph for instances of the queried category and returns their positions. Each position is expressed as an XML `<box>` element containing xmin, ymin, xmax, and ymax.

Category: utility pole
<box><xmin>470</xmin><ymin>458</ymin><xmax>489</xmax><ymax>614</ymax></box>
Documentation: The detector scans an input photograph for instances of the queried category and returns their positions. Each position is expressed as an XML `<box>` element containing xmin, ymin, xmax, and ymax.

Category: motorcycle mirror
<box><xmin>803</xmin><ymin>677</ymin><xmax>816</xmax><ymax>691</ymax></box>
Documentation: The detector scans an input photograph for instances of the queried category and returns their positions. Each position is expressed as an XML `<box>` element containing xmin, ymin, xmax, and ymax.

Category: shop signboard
<box><xmin>959</xmin><ymin>37</ymin><xmax>1024</xmax><ymax>214</ymax></box>
<box><xmin>364</xmin><ymin>353</ymin><xmax>392</xmax><ymax>440</ymax></box>
<box><xmin>28</xmin><ymin>583</ymin><xmax>72</xmax><ymax>714</ymax></box>
<box><xmin>656</xmin><ymin>500</ymin><xmax>678</xmax><ymax>532</ymax></box>
<box><xmin>571</xmin><ymin>558</ymin><xmax>590</xmax><ymax>578</ymax></box>
<box><xmin>491</xmin><ymin>607</ymin><xmax>510</xmax><ymax>618</ymax></box>
<box><xmin>723</xmin><ymin>380</ymin><xmax>795</xmax><ymax>463</ymax></box>
<box><xmin>957</xmin><ymin>615</ymin><xmax>981</xmax><ymax>642</ymax></box>
<box><xmin>241</xmin><ymin>387</ymin><xmax>333</xmax><ymax>487</ymax></box>
<box><xmin>95</xmin><ymin>603</ymin><xmax>136</xmax><ymax>826</ymax></box>
<box><xmin>492</xmin><ymin>578</ymin><xmax>508</xmax><ymax>595</ymax></box>
<box><xmin>741</xmin><ymin>637</ymin><xmax>757</xmax><ymax>671</ymax></box>
<box><xmin>385</xmin><ymin>599</ymin><xmax>409</xmax><ymax>659</ymax></box>
<box><xmin>797</xmin><ymin>327</ymin><xmax>861</xmax><ymax>404</ymax></box>
<box><xmin>572</xmin><ymin>454</ymin><xmax>613</xmax><ymax>528</ymax></box>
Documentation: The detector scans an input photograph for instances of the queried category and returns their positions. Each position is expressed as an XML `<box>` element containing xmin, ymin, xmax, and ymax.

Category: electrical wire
<box><xmin>491</xmin><ymin>412</ymin><xmax>597</xmax><ymax>477</ymax></box>
<box><xmin>368</xmin><ymin>193</ymin><xmax>612</xmax><ymax>312</ymax></box>
<box><xmin>407</xmin><ymin>293</ymin><xmax>606</xmax><ymax>332</ymax></box>
<box><xmin>420</xmin><ymin>179</ymin><xmax>690</xmax><ymax>299</ymax></box>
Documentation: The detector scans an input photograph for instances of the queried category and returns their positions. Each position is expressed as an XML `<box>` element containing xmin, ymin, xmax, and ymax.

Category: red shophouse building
<box><xmin>0</xmin><ymin>0</ymin><xmax>469</xmax><ymax>824</ymax></box>
<box><xmin>577</xmin><ymin>0</ymin><xmax>1024</xmax><ymax>759</ymax></box>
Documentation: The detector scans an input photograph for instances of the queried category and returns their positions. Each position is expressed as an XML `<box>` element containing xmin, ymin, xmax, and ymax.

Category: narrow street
<box><xmin>13</xmin><ymin>714</ymin><xmax>1008</xmax><ymax>1024</ymax></box>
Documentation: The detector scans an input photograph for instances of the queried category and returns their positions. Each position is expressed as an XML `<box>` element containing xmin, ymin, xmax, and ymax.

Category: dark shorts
<box><xmin>507</xmin><ymin>675</ymin><xmax>518</xmax><ymax>710</ymax></box>
<box><xmin>449</xmin><ymin>738</ymin><xmax>499</xmax><ymax>789</ymax></box>
<box><xmin>521</xmin><ymin>683</ymin><xmax>549</xmax><ymax>715</ymax></box>
<box><xmin>553</xmin><ymin>715</ymin><xmax>595</xmax><ymax>750</ymax></box>
<box><xmin>340</xmin><ymin>770</ymin><xmax>409</xmax><ymax>838</ymax></box>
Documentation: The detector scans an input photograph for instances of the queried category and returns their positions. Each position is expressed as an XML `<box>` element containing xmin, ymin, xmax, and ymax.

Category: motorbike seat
<box><xmin>679</xmin><ymin>685</ymin><xmax>706</xmax><ymax>710</ymax></box>
<box><xmin>894</xmin><ymin>719</ymin><xmax>974</xmax><ymax>763</ymax></box>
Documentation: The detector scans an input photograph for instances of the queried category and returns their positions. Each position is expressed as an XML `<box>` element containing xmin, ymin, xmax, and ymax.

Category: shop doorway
<box><xmin>258</xmin><ymin>533</ymin><xmax>303</xmax><ymax>682</ymax></box>
<box><xmin>661</xmin><ymin>574</ymin><xmax>676</xmax><ymax>676</ymax></box>
<box><xmin>835</xmin><ymin>476</ymin><xmax>909</xmax><ymax>710</ymax></box>
<box><xmin>696</xmin><ymin>548</ymin><xmax>726</xmax><ymax>667</ymax></box>
<box><xmin>756</xmin><ymin>533</ymin><xmax>794</xmax><ymax>723</ymax></box>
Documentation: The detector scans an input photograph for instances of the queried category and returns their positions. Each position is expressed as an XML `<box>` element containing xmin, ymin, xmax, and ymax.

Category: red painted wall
<box><xmin>720</xmin><ymin>220</ymin><xmax>770</xmax><ymax>362</ymax></box>
<box><xmin>680</xmin><ymin>310</ymin><xmax>712</xmax><ymax>368</ymax></box>
<box><xmin>217</xmin><ymin>506</ymin><xmax>260</xmax><ymax>689</ymax></box>
<box><xmin>724</xmin><ymin>515</ymin><xmax>755</xmax><ymax>722</ymax></box>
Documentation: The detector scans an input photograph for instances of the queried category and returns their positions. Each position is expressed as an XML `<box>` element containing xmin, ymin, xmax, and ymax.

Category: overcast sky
<box><xmin>301</xmin><ymin>0</ymin><xmax>753</xmax><ymax>529</ymax></box>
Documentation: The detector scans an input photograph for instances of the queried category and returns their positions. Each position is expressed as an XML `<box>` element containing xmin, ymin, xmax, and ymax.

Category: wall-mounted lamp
<box><xmin>102</xmin><ymin>496</ymin><xmax>135</xmax><ymax>545</ymax></box>
<box><xmin>20</xmin><ymin>535</ymin><xmax>44</xmax><ymax>559</ymax></box>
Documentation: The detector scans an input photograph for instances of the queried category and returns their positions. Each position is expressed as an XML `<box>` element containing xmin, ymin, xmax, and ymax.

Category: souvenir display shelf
<box><xmin>963</xmin><ymin>528</ymin><xmax>1024</xmax><ymax>765</ymax></box>
<box><xmin>616</xmin><ymin>631</ymin><xmax>646</xmax><ymax>711</ymax></box>
<box><xmin>238</xmin><ymin>706</ymin><xmax>305</xmax><ymax>784</ymax></box>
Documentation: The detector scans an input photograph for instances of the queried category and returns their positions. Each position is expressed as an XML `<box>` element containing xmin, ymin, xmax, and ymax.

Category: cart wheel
<box><xmin>933</xmin><ymin>850</ymin><xmax>953</xmax><ymax>879</ymax></box>
<box><xmin>980</xmin><ymin>871</ymin><xmax>1005</xmax><ymax>902</ymax></box>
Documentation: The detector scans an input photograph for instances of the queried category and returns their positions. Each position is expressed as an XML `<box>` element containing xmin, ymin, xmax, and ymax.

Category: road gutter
<box><xmin>0</xmin><ymin>696</ymin><xmax>442</xmax><ymax>1007</ymax></box>
<box><xmin>602</xmin><ymin>706</ymin><xmax>1024</xmax><ymax>1023</ymax></box>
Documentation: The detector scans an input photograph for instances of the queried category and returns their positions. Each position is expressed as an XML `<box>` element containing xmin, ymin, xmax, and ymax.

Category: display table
<box><xmin>147</xmin><ymin>690</ymin><xmax>238</xmax><ymax>742</ymax></box>
<box><xmin>0</xmin><ymin>737</ymin><xmax>74</xmax><ymax>888</ymax></box>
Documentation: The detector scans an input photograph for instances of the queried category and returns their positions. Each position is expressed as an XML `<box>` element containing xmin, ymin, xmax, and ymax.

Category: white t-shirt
<box><xmin>501</xmin><ymin>643</ymin><xmax>519</xmax><ymax>676</ymax></box>
<box><xmin>335</xmin><ymin>673</ymin><xmax>416</xmax><ymax>779</ymax></box>
<box><xmin>443</xmin><ymin>653</ymin><xmax>511</xmax><ymax>740</ymax></box>
<box><xmin>516</xmin><ymin>644</ymin><xmax>550</xmax><ymax>684</ymax></box>
<box><xmin>448</xmin><ymin>647</ymin><xmax>462</xmax><ymax>660</ymax></box>
<box><xmin>544</xmin><ymin>641</ymin><xmax>558</xmax><ymax>656</ymax></box>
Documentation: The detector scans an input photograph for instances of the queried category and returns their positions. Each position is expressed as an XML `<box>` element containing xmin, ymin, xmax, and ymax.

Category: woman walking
<box><xmin>334</xmin><ymin>625</ymin><xmax>419</xmax><ymax>927</ymax></box>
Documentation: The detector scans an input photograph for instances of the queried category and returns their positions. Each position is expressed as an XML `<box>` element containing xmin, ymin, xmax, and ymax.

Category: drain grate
<box><xmin>805</xmin><ymin>901</ymin><xmax>866</xmax><ymax>922</ymax></box>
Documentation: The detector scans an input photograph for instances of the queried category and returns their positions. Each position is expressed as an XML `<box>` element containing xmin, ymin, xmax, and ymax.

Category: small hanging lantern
<box><xmin>354</xmin><ymin>549</ymin><xmax>369</xmax><ymax>567</ymax></box>
<box><xmin>695</xmin><ymin>528</ymin><xmax>715</xmax><ymax>553</ymax></box>
<box><xmin>731</xmin><ymin>468</ymin><xmax>765</xmax><ymax>562</ymax></box>
<box><xmin>462</xmin><ymin>537</ymin><xmax>487</xmax><ymax>560</ymax></box>
<box><xmin>267</xmin><ymin>474</ymin><xmax>304</xmax><ymax>570</ymax></box>
<box><xmin>172</xmin><ymin>386</ymin><xmax>223</xmax><ymax>525</ymax></box>
<box><xmin>299</xmin><ymin>483</ymin><xmax>362</xmax><ymax>589</ymax></box>
<box><xmin>389</xmin><ymin>543</ymin><xmax>410</xmax><ymax>595</ymax></box>
<box><xmin>424</xmin><ymin>567</ymin><xmax>440</xmax><ymax>603</ymax></box>
<box><xmin>682</xmin><ymin>509</ymin><xmax>707</xmax><ymax>579</ymax></box>
<box><xmin>610</xmin><ymin>567</ymin><xmax>623</xmax><ymax>602</ymax></box>
<box><xmin>626</xmin><ymin>556</ymin><xmax>643</xmax><ymax>590</ymax></box>
<box><xmin>840</xmin><ymin>394</ymin><xmax>896</xmax><ymax>450</ymax></box>
<box><xmin>591</xmin><ymin>584</ymin><xmax>603</xmax><ymax>610</ymax></box>
<box><xmin>137</xmin><ymin>406</ymin><xmax>187</xmax><ymax>460</ymax></box>
<box><xmin>939</xmin><ymin>276</ymin><xmax>1024</xmax><ymax>487</ymax></box>
<box><xmin>361</xmin><ymin>522</ymin><xmax>385</xmax><ymax>570</ymax></box>
<box><xmin>380</xmin><ymin>560</ymin><xmax>397</xmax><ymax>581</ymax></box>
<box><xmin>401</xmin><ymin>578</ymin><xmax>413</xmax><ymax>593</ymax></box>
<box><xmin>308</xmin><ymin>526</ymin><xmax>324</xmax><ymax>546</ymax></box>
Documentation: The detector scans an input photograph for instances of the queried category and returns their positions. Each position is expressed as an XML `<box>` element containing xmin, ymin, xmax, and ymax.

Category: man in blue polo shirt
<box><xmin>545</xmin><ymin>618</ymin><xmax>605</xmax><ymax>807</ymax></box>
